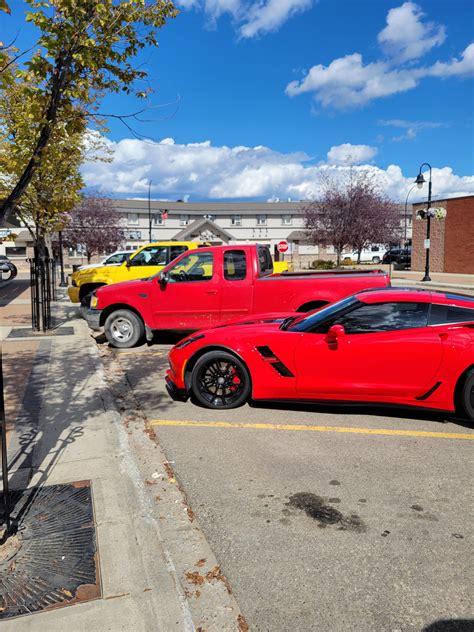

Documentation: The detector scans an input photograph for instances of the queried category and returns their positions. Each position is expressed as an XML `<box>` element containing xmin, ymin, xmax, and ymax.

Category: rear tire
<box><xmin>191</xmin><ymin>351</ymin><xmax>251</xmax><ymax>409</ymax></box>
<box><xmin>104</xmin><ymin>309</ymin><xmax>145</xmax><ymax>349</ymax></box>
<box><xmin>456</xmin><ymin>368</ymin><xmax>474</xmax><ymax>421</ymax></box>
<box><xmin>372</xmin><ymin>256</ymin><xmax>381</xmax><ymax>264</ymax></box>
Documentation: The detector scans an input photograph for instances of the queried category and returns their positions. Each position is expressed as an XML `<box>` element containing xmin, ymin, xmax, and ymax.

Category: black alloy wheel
<box><xmin>191</xmin><ymin>351</ymin><xmax>251</xmax><ymax>409</ymax></box>
<box><xmin>457</xmin><ymin>368</ymin><xmax>474</xmax><ymax>421</ymax></box>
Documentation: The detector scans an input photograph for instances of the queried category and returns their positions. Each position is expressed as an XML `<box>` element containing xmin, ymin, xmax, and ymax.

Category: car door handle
<box><xmin>438</xmin><ymin>332</ymin><xmax>448</xmax><ymax>340</ymax></box>
<box><xmin>206</xmin><ymin>290</ymin><xmax>218</xmax><ymax>294</ymax></box>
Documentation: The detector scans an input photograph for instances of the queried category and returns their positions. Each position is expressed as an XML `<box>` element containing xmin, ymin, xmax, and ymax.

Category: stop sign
<box><xmin>277</xmin><ymin>240</ymin><xmax>289</xmax><ymax>253</ymax></box>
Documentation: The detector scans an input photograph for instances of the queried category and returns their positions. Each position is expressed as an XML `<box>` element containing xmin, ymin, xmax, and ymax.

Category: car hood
<box><xmin>97</xmin><ymin>277</ymin><xmax>152</xmax><ymax>297</ymax></box>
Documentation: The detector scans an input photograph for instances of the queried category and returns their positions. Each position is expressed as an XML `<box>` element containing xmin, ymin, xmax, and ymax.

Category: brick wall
<box><xmin>412</xmin><ymin>195</ymin><xmax>474</xmax><ymax>273</ymax></box>
<box><xmin>412</xmin><ymin>199</ymin><xmax>446</xmax><ymax>273</ymax></box>
<box><xmin>444</xmin><ymin>197</ymin><xmax>474</xmax><ymax>273</ymax></box>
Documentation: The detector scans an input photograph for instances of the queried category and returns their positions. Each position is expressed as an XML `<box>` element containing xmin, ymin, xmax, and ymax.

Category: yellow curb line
<box><xmin>149</xmin><ymin>419</ymin><xmax>474</xmax><ymax>440</ymax></box>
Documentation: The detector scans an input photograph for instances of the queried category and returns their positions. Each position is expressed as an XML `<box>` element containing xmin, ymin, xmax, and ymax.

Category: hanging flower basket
<box><xmin>416</xmin><ymin>207</ymin><xmax>447</xmax><ymax>220</ymax></box>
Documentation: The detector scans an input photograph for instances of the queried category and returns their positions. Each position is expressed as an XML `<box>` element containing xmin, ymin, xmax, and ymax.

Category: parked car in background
<box><xmin>84</xmin><ymin>243</ymin><xmax>390</xmax><ymax>348</ymax></box>
<box><xmin>76</xmin><ymin>250</ymin><xmax>131</xmax><ymax>272</ymax></box>
<box><xmin>166</xmin><ymin>288</ymin><xmax>474</xmax><ymax>421</ymax></box>
<box><xmin>344</xmin><ymin>245</ymin><xmax>387</xmax><ymax>264</ymax></box>
<box><xmin>393</xmin><ymin>247</ymin><xmax>412</xmax><ymax>270</ymax></box>
<box><xmin>0</xmin><ymin>256</ymin><xmax>18</xmax><ymax>280</ymax></box>
<box><xmin>382</xmin><ymin>248</ymin><xmax>402</xmax><ymax>264</ymax></box>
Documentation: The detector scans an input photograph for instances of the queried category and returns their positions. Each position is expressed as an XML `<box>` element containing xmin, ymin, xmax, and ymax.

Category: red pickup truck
<box><xmin>85</xmin><ymin>244</ymin><xmax>390</xmax><ymax>348</ymax></box>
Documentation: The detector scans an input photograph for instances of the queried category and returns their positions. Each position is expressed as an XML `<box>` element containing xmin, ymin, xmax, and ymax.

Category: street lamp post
<box><xmin>148</xmin><ymin>180</ymin><xmax>152</xmax><ymax>243</ymax></box>
<box><xmin>415</xmin><ymin>162</ymin><xmax>432</xmax><ymax>282</ymax></box>
<box><xmin>404</xmin><ymin>183</ymin><xmax>417</xmax><ymax>246</ymax></box>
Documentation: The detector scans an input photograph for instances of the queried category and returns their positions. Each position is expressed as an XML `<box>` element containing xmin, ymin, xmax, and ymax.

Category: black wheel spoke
<box><xmin>196</xmin><ymin>356</ymin><xmax>247</xmax><ymax>407</ymax></box>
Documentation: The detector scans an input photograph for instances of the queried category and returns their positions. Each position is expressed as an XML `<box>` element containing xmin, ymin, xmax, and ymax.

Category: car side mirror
<box><xmin>159</xmin><ymin>270</ymin><xmax>169</xmax><ymax>286</ymax></box>
<box><xmin>326</xmin><ymin>324</ymin><xmax>345</xmax><ymax>347</ymax></box>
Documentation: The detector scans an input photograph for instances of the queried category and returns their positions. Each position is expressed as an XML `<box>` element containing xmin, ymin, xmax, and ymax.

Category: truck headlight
<box><xmin>90</xmin><ymin>294</ymin><xmax>98</xmax><ymax>309</ymax></box>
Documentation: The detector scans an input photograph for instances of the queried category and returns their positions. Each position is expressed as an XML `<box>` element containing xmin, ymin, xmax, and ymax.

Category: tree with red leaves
<box><xmin>303</xmin><ymin>170</ymin><xmax>401</xmax><ymax>266</ymax></box>
<box><xmin>63</xmin><ymin>195</ymin><xmax>125</xmax><ymax>263</ymax></box>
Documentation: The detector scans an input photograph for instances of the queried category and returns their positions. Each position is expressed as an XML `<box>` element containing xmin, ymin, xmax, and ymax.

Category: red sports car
<box><xmin>166</xmin><ymin>288</ymin><xmax>474</xmax><ymax>420</ymax></box>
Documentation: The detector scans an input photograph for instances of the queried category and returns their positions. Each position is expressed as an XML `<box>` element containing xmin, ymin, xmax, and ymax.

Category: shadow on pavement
<box><xmin>249</xmin><ymin>399</ymin><xmax>473</xmax><ymax>429</ymax></box>
<box><xmin>423</xmin><ymin>621</ymin><xmax>474</xmax><ymax>631</ymax></box>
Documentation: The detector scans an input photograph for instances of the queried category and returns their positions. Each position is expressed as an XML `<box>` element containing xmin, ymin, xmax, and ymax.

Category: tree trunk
<box><xmin>336</xmin><ymin>249</ymin><xmax>341</xmax><ymax>267</ymax></box>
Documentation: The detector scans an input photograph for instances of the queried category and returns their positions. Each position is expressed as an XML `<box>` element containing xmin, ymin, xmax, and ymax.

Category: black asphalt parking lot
<box><xmin>102</xmin><ymin>341</ymin><xmax>474</xmax><ymax>632</ymax></box>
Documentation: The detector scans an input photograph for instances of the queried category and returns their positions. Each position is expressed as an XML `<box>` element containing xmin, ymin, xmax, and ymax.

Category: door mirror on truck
<box><xmin>159</xmin><ymin>270</ymin><xmax>169</xmax><ymax>286</ymax></box>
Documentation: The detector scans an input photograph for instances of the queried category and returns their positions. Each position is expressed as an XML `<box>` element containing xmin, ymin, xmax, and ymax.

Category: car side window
<box><xmin>167</xmin><ymin>252</ymin><xmax>214</xmax><ymax>282</ymax></box>
<box><xmin>331</xmin><ymin>302</ymin><xmax>429</xmax><ymax>334</ymax></box>
<box><xmin>130</xmin><ymin>246</ymin><xmax>168</xmax><ymax>266</ymax></box>
<box><xmin>224</xmin><ymin>250</ymin><xmax>247</xmax><ymax>280</ymax></box>
<box><xmin>430</xmin><ymin>303</ymin><xmax>474</xmax><ymax>325</ymax></box>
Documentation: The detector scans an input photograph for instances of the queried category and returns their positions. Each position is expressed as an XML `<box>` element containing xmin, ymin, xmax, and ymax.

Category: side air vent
<box><xmin>256</xmin><ymin>345</ymin><xmax>276</xmax><ymax>359</ymax></box>
<box><xmin>256</xmin><ymin>346</ymin><xmax>294</xmax><ymax>378</ymax></box>
<box><xmin>271</xmin><ymin>361</ymin><xmax>294</xmax><ymax>378</ymax></box>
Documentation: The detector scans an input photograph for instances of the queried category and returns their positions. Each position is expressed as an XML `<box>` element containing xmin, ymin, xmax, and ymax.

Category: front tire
<box><xmin>191</xmin><ymin>351</ymin><xmax>251</xmax><ymax>409</ymax></box>
<box><xmin>372</xmin><ymin>256</ymin><xmax>381</xmax><ymax>264</ymax></box>
<box><xmin>456</xmin><ymin>368</ymin><xmax>474</xmax><ymax>421</ymax></box>
<box><xmin>104</xmin><ymin>309</ymin><xmax>145</xmax><ymax>349</ymax></box>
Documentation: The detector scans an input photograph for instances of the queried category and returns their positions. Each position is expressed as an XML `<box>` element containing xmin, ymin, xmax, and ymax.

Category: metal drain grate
<box><xmin>0</xmin><ymin>480</ymin><xmax>101</xmax><ymax>620</ymax></box>
<box><xmin>7</xmin><ymin>327</ymin><xmax>75</xmax><ymax>339</ymax></box>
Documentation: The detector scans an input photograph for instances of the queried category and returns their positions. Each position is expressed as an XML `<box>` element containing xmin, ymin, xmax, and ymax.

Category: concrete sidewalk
<box><xmin>1</xmin><ymin>277</ymin><xmax>244</xmax><ymax>630</ymax></box>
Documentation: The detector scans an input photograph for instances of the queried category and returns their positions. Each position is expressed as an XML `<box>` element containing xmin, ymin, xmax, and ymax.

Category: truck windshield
<box><xmin>283</xmin><ymin>296</ymin><xmax>359</xmax><ymax>332</ymax></box>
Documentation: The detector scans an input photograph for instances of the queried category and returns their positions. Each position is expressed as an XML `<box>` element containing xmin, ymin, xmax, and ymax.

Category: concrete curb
<box><xmin>96</xmin><ymin>341</ymin><xmax>248</xmax><ymax>631</ymax></box>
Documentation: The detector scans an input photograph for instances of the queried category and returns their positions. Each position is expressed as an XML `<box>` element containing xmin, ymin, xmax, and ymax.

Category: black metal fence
<box><xmin>28</xmin><ymin>256</ymin><xmax>57</xmax><ymax>332</ymax></box>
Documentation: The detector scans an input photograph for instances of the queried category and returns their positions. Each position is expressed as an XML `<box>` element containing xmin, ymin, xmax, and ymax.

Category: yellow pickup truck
<box><xmin>68</xmin><ymin>241</ymin><xmax>200</xmax><ymax>304</ymax></box>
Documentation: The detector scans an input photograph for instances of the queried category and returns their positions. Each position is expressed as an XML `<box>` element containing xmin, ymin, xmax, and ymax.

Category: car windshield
<box><xmin>283</xmin><ymin>296</ymin><xmax>360</xmax><ymax>332</ymax></box>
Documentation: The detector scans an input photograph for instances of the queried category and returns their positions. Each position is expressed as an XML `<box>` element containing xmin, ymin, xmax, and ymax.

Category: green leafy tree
<box><xmin>1</xmin><ymin>79</ymin><xmax>87</xmax><ymax>255</ymax></box>
<box><xmin>0</xmin><ymin>0</ymin><xmax>177</xmax><ymax>223</ymax></box>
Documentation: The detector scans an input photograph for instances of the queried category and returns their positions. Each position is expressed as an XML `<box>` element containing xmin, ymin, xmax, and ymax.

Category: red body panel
<box><xmin>94</xmin><ymin>245</ymin><xmax>390</xmax><ymax>331</ymax></box>
<box><xmin>166</xmin><ymin>289</ymin><xmax>474</xmax><ymax>415</ymax></box>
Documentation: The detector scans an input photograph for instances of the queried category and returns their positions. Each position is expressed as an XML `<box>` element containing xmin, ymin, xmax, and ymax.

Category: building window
<box><xmin>256</xmin><ymin>214</ymin><xmax>267</xmax><ymax>226</ymax></box>
<box><xmin>153</xmin><ymin>214</ymin><xmax>163</xmax><ymax>225</ymax></box>
<box><xmin>128</xmin><ymin>213</ymin><xmax>139</xmax><ymax>225</ymax></box>
<box><xmin>128</xmin><ymin>230</ymin><xmax>142</xmax><ymax>240</ymax></box>
<box><xmin>203</xmin><ymin>214</ymin><xmax>216</xmax><ymax>222</ymax></box>
<box><xmin>180</xmin><ymin>214</ymin><xmax>189</xmax><ymax>226</ymax></box>
<box><xmin>281</xmin><ymin>214</ymin><xmax>292</xmax><ymax>226</ymax></box>
<box><xmin>231</xmin><ymin>215</ymin><xmax>242</xmax><ymax>226</ymax></box>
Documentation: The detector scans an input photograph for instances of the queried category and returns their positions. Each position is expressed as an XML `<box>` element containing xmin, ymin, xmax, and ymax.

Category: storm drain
<box><xmin>7</xmin><ymin>327</ymin><xmax>75</xmax><ymax>339</ymax></box>
<box><xmin>0</xmin><ymin>480</ymin><xmax>101</xmax><ymax>620</ymax></box>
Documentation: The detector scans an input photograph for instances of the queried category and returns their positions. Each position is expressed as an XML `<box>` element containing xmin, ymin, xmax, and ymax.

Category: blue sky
<box><xmin>3</xmin><ymin>0</ymin><xmax>474</xmax><ymax>202</ymax></box>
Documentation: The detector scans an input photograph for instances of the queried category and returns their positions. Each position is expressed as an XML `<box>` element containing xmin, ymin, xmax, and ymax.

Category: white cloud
<box><xmin>378</xmin><ymin>119</ymin><xmax>448</xmax><ymax>141</ymax></box>
<box><xmin>428</xmin><ymin>42</ymin><xmax>474</xmax><ymax>77</ymax></box>
<box><xmin>82</xmin><ymin>134</ymin><xmax>474</xmax><ymax>203</ymax></box>
<box><xmin>378</xmin><ymin>2</ymin><xmax>445</xmax><ymax>62</ymax></box>
<box><xmin>285</xmin><ymin>53</ymin><xmax>421</xmax><ymax>107</ymax></box>
<box><xmin>177</xmin><ymin>0</ymin><xmax>314</xmax><ymax>37</ymax></box>
<box><xmin>286</xmin><ymin>0</ymin><xmax>472</xmax><ymax>110</ymax></box>
<box><xmin>326</xmin><ymin>143</ymin><xmax>377</xmax><ymax>165</ymax></box>
<box><xmin>239</xmin><ymin>0</ymin><xmax>313</xmax><ymax>39</ymax></box>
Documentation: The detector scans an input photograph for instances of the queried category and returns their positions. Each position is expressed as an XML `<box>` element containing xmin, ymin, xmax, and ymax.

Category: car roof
<box><xmin>357</xmin><ymin>287</ymin><xmax>474</xmax><ymax>308</ymax></box>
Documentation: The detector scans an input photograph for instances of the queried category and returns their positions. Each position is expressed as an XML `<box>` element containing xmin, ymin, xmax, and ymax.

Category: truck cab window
<box><xmin>167</xmin><ymin>252</ymin><xmax>214</xmax><ymax>282</ymax></box>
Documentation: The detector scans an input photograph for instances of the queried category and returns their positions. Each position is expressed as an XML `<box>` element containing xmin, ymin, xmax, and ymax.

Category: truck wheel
<box><xmin>191</xmin><ymin>351</ymin><xmax>251</xmax><ymax>409</ymax></box>
<box><xmin>372</xmin><ymin>256</ymin><xmax>381</xmax><ymax>264</ymax></box>
<box><xmin>456</xmin><ymin>368</ymin><xmax>474</xmax><ymax>422</ymax></box>
<box><xmin>104</xmin><ymin>309</ymin><xmax>145</xmax><ymax>348</ymax></box>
